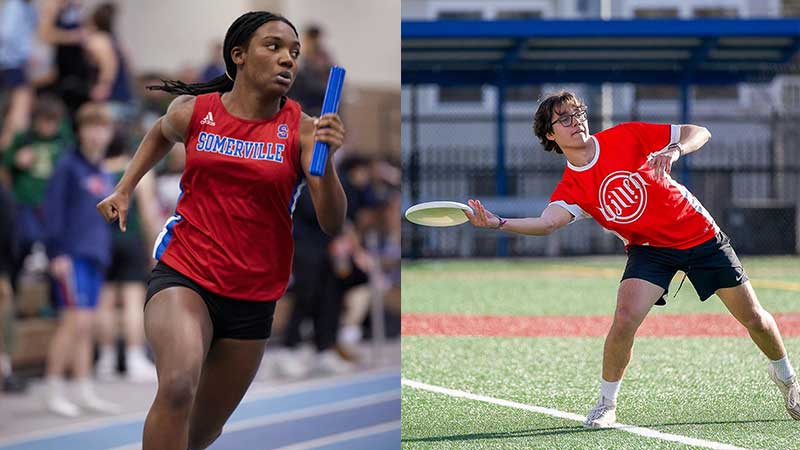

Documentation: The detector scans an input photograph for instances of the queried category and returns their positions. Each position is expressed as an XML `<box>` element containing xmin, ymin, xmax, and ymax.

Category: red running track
<box><xmin>402</xmin><ymin>313</ymin><xmax>800</xmax><ymax>337</ymax></box>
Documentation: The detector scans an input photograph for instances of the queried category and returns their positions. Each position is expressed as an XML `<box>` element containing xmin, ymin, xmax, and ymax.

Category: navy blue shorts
<box><xmin>145</xmin><ymin>261</ymin><xmax>277</xmax><ymax>340</ymax></box>
<box><xmin>621</xmin><ymin>231</ymin><xmax>748</xmax><ymax>305</ymax></box>
<box><xmin>0</xmin><ymin>68</ymin><xmax>27</xmax><ymax>89</ymax></box>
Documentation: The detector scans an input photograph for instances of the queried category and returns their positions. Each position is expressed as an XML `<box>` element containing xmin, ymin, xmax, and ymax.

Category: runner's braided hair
<box><xmin>148</xmin><ymin>11</ymin><xmax>298</xmax><ymax>96</ymax></box>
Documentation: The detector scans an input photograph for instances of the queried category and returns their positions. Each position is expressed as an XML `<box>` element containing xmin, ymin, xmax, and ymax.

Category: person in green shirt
<box><xmin>2</xmin><ymin>94</ymin><xmax>72</xmax><ymax>283</ymax></box>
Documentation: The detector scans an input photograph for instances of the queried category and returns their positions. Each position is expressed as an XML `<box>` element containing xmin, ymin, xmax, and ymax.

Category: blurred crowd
<box><xmin>0</xmin><ymin>0</ymin><xmax>400</xmax><ymax>418</ymax></box>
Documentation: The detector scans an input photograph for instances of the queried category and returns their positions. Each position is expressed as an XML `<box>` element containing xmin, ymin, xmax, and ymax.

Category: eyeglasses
<box><xmin>551</xmin><ymin>107</ymin><xmax>588</xmax><ymax>127</ymax></box>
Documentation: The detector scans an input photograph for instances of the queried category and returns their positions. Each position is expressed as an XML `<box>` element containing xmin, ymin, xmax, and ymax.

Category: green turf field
<box><xmin>401</xmin><ymin>256</ymin><xmax>800</xmax><ymax>449</ymax></box>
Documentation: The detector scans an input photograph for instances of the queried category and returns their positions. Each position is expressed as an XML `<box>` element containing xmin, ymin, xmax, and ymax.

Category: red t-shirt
<box><xmin>549</xmin><ymin>122</ymin><xmax>718</xmax><ymax>249</ymax></box>
<box><xmin>153</xmin><ymin>92</ymin><xmax>305</xmax><ymax>301</ymax></box>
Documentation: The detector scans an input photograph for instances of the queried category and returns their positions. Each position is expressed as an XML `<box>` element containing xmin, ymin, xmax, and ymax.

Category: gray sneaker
<box><xmin>583</xmin><ymin>396</ymin><xmax>617</xmax><ymax>428</ymax></box>
<box><xmin>768</xmin><ymin>365</ymin><xmax>800</xmax><ymax>420</ymax></box>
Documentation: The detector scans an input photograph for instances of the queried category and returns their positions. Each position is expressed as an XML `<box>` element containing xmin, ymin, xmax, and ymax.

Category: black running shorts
<box><xmin>145</xmin><ymin>261</ymin><xmax>277</xmax><ymax>340</ymax></box>
<box><xmin>106</xmin><ymin>237</ymin><xmax>149</xmax><ymax>282</ymax></box>
<box><xmin>621</xmin><ymin>231</ymin><xmax>748</xmax><ymax>305</ymax></box>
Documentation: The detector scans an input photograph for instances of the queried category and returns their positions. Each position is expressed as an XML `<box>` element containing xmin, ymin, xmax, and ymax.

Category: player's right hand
<box><xmin>96</xmin><ymin>190</ymin><xmax>130</xmax><ymax>232</ymax></box>
<box><xmin>465</xmin><ymin>199</ymin><xmax>500</xmax><ymax>229</ymax></box>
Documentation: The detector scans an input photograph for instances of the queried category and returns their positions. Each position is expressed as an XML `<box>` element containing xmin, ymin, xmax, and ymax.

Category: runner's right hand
<box><xmin>97</xmin><ymin>190</ymin><xmax>131</xmax><ymax>232</ymax></box>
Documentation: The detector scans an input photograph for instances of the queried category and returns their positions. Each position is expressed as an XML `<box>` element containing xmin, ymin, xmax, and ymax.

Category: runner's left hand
<box><xmin>313</xmin><ymin>113</ymin><xmax>345</xmax><ymax>155</ymax></box>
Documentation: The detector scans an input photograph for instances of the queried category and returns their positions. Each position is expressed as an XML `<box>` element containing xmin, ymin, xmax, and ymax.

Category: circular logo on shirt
<box><xmin>597</xmin><ymin>171</ymin><xmax>648</xmax><ymax>224</ymax></box>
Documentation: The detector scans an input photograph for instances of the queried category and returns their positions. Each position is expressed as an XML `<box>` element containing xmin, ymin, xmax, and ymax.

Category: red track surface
<box><xmin>402</xmin><ymin>313</ymin><xmax>800</xmax><ymax>337</ymax></box>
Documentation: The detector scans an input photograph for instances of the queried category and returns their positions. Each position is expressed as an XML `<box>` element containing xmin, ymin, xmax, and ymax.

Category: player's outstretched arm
<box><xmin>97</xmin><ymin>95</ymin><xmax>194</xmax><ymax>231</ymax></box>
<box><xmin>464</xmin><ymin>200</ymin><xmax>573</xmax><ymax>236</ymax></box>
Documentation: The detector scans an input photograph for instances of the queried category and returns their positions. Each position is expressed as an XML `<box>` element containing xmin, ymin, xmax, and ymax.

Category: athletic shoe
<box><xmin>3</xmin><ymin>374</ymin><xmax>28</xmax><ymax>393</ymax></box>
<box><xmin>46</xmin><ymin>395</ymin><xmax>81</xmax><ymax>418</ymax></box>
<box><xmin>126</xmin><ymin>352</ymin><xmax>158</xmax><ymax>383</ymax></box>
<box><xmin>77</xmin><ymin>391</ymin><xmax>121</xmax><ymax>414</ymax></box>
<box><xmin>335</xmin><ymin>343</ymin><xmax>362</xmax><ymax>364</ymax></box>
<box><xmin>95</xmin><ymin>353</ymin><xmax>117</xmax><ymax>382</ymax></box>
<box><xmin>768</xmin><ymin>365</ymin><xmax>800</xmax><ymax>420</ymax></box>
<box><xmin>315</xmin><ymin>350</ymin><xmax>356</xmax><ymax>375</ymax></box>
<box><xmin>274</xmin><ymin>348</ymin><xmax>310</xmax><ymax>379</ymax></box>
<box><xmin>75</xmin><ymin>380</ymin><xmax>122</xmax><ymax>414</ymax></box>
<box><xmin>583</xmin><ymin>396</ymin><xmax>617</xmax><ymax>428</ymax></box>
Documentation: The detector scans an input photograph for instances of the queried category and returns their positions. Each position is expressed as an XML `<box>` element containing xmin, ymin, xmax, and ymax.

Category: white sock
<box><xmin>770</xmin><ymin>356</ymin><xmax>796</xmax><ymax>382</ymax></box>
<box><xmin>99</xmin><ymin>344</ymin><xmax>116</xmax><ymax>361</ymax></box>
<box><xmin>47</xmin><ymin>376</ymin><xmax>66</xmax><ymax>397</ymax></box>
<box><xmin>127</xmin><ymin>345</ymin><xmax>146</xmax><ymax>360</ymax></box>
<box><xmin>76</xmin><ymin>378</ymin><xmax>96</xmax><ymax>399</ymax></box>
<box><xmin>600</xmin><ymin>378</ymin><xmax>621</xmax><ymax>404</ymax></box>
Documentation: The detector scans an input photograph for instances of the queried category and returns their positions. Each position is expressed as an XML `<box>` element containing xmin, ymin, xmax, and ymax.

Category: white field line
<box><xmin>403</xmin><ymin>379</ymin><xmax>750</xmax><ymax>450</ymax></box>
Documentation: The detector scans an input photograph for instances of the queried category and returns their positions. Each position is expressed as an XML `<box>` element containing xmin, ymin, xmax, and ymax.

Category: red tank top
<box><xmin>153</xmin><ymin>92</ymin><xmax>304</xmax><ymax>301</ymax></box>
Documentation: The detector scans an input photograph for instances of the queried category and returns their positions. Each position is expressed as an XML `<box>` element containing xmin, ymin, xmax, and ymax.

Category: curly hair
<box><xmin>532</xmin><ymin>91</ymin><xmax>585</xmax><ymax>154</ymax></box>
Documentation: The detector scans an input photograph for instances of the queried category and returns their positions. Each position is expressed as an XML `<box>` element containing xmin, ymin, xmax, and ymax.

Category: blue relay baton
<box><xmin>310</xmin><ymin>66</ymin><xmax>346</xmax><ymax>176</ymax></box>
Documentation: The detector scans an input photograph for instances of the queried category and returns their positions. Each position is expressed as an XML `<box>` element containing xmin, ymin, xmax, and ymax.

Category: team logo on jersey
<box><xmin>277</xmin><ymin>124</ymin><xmax>289</xmax><ymax>139</ymax></box>
<box><xmin>200</xmin><ymin>112</ymin><xmax>216</xmax><ymax>126</ymax></box>
<box><xmin>597</xmin><ymin>171</ymin><xmax>648</xmax><ymax>224</ymax></box>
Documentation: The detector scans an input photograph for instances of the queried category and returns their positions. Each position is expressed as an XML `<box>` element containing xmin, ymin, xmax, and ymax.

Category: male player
<box><xmin>466</xmin><ymin>90</ymin><xmax>800</xmax><ymax>428</ymax></box>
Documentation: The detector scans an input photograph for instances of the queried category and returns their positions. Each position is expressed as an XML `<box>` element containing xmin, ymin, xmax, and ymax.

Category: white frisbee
<box><xmin>404</xmin><ymin>201</ymin><xmax>473</xmax><ymax>227</ymax></box>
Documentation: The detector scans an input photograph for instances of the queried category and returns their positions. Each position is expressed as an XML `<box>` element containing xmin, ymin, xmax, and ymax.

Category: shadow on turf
<box><xmin>403</xmin><ymin>419</ymin><xmax>791</xmax><ymax>444</ymax></box>
<box><xmin>638</xmin><ymin>418</ymin><xmax>791</xmax><ymax>427</ymax></box>
<box><xmin>402</xmin><ymin>426</ymin><xmax>599</xmax><ymax>443</ymax></box>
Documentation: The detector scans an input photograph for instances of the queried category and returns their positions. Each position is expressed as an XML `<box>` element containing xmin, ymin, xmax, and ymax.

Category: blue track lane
<box><xmin>0</xmin><ymin>373</ymin><xmax>400</xmax><ymax>450</ymax></box>
<box><xmin>210</xmin><ymin>399</ymin><xmax>400</xmax><ymax>449</ymax></box>
<box><xmin>314</xmin><ymin>429</ymin><xmax>401</xmax><ymax>450</ymax></box>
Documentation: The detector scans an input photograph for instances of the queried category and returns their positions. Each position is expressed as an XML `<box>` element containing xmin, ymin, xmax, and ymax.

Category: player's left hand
<box><xmin>647</xmin><ymin>145</ymin><xmax>680</xmax><ymax>180</ymax></box>
<box><xmin>313</xmin><ymin>113</ymin><xmax>345</xmax><ymax>155</ymax></box>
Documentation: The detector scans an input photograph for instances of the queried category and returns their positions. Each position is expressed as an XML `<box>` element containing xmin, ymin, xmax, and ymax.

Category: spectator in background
<box><xmin>281</xmin><ymin>33</ymin><xmax>347</xmax><ymax>371</ymax></box>
<box><xmin>280</xmin><ymin>187</ymin><xmax>355</xmax><ymax>377</ymax></box>
<box><xmin>134</xmin><ymin>72</ymin><xmax>172</xmax><ymax>142</ymax></box>
<box><xmin>2</xmin><ymin>94</ymin><xmax>72</xmax><ymax>288</ymax></box>
<box><xmin>340</xmin><ymin>155</ymin><xmax>382</xmax><ymax>230</ymax></box>
<box><xmin>84</xmin><ymin>2</ymin><xmax>133</xmax><ymax>117</ymax></box>
<box><xmin>331</xmin><ymin>160</ymin><xmax>402</xmax><ymax>356</ymax></box>
<box><xmin>199</xmin><ymin>40</ymin><xmax>225</xmax><ymax>83</ymax></box>
<box><xmin>153</xmin><ymin>143</ymin><xmax>184</xmax><ymax>215</ymax></box>
<box><xmin>42</xmin><ymin>102</ymin><xmax>118</xmax><ymax>417</ymax></box>
<box><xmin>329</xmin><ymin>222</ymin><xmax>371</xmax><ymax>360</ymax></box>
<box><xmin>376</xmin><ymin>185</ymin><xmax>401</xmax><ymax>335</ymax></box>
<box><xmin>95</xmin><ymin>144</ymin><xmax>161</xmax><ymax>384</ymax></box>
<box><xmin>0</xmin><ymin>0</ymin><xmax>38</xmax><ymax>150</ymax></box>
<box><xmin>0</xmin><ymin>181</ymin><xmax>26</xmax><ymax>394</ymax></box>
<box><xmin>287</xmin><ymin>24</ymin><xmax>334</xmax><ymax>115</ymax></box>
<box><xmin>38</xmin><ymin>0</ymin><xmax>91</xmax><ymax>119</ymax></box>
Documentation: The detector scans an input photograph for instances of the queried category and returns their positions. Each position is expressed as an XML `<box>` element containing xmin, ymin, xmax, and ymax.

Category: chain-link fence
<box><xmin>402</xmin><ymin>111</ymin><xmax>800</xmax><ymax>258</ymax></box>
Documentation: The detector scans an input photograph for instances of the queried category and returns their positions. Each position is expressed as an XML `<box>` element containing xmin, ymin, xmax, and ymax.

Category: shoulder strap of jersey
<box><xmin>185</xmin><ymin>93</ymin><xmax>216</xmax><ymax>145</ymax></box>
